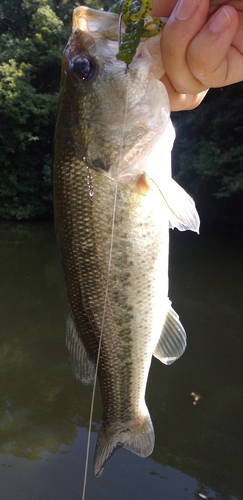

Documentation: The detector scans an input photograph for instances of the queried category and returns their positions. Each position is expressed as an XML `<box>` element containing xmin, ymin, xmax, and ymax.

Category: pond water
<box><xmin>0</xmin><ymin>222</ymin><xmax>242</xmax><ymax>500</ymax></box>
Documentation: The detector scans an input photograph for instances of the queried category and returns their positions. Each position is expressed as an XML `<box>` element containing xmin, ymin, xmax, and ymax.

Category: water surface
<box><xmin>0</xmin><ymin>222</ymin><xmax>242</xmax><ymax>500</ymax></box>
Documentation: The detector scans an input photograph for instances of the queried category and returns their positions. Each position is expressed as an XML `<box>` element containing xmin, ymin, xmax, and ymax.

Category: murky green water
<box><xmin>0</xmin><ymin>222</ymin><xmax>242</xmax><ymax>500</ymax></box>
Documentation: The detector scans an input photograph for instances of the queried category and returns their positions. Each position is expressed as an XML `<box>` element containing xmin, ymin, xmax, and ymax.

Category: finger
<box><xmin>187</xmin><ymin>6</ymin><xmax>242</xmax><ymax>87</ymax></box>
<box><xmin>151</xmin><ymin>0</ymin><xmax>177</xmax><ymax>17</ymax></box>
<box><xmin>160</xmin><ymin>0</ymin><xmax>211</xmax><ymax>94</ymax></box>
<box><xmin>160</xmin><ymin>74</ymin><xmax>208</xmax><ymax>111</ymax></box>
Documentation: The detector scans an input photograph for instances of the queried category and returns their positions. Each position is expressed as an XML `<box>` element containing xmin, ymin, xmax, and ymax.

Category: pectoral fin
<box><xmin>153</xmin><ymin>303</ymin><xmax>187</xmax><ymax>365</ymax></box>
<box><xmin>146</xmin><ymin>175</ymin><xmax>200</xmax><ymax>233</ymax></box>
<box><xmin>66</xmin><ymin>305</ymin><xmax>95</xmax><ymax>385</ymax></box>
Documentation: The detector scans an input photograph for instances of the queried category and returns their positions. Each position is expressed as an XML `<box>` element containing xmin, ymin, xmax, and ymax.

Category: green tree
<box><xmin>172</xmin><ymin>83</ymin><xmax>243</xmax><ymax>226</ymax></box>
<box><xmin>1</xmin><ymin>0</ymin><xmax>242</xmax><ymax>224</ymax></box>
<box><xmin>0</xmin><ymin>0</ymin><xmax>114</xmax><ymax>220</ymax></box>
<box><xmin>0</xmin><ymin>0</ymin><xmax>80</xmax><ymax>219</ymax></box>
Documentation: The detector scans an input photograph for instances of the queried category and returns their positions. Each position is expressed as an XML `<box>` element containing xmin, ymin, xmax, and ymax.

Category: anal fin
<box><xmin>66</xmin><ymin>305</ymin><xmax>95</xmax><ymax>385</ymax></box>
<box><xmin>153</xmin><ymin>302</ymin><xmax>187</xmax><ymax>365</ymax></box>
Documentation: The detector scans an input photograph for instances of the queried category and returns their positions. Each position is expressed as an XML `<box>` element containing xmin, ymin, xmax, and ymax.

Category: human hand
<box><xmin>151</xmin><ymin>0</ymin><xmax>243</xmax><ymax>110</ymax></box>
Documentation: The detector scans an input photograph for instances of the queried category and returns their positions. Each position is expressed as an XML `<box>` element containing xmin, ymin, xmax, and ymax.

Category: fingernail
<box><xmin>209</xmin><ymin>7</ymin><xmax>231</xmax><ymax>34</ymax></box>
<box><xmin>175</xmin><ymin>0</ymin><xmax>200</xmax><ymax>20</ymax></box>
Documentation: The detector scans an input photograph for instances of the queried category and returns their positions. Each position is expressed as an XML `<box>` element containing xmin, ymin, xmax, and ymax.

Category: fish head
<box><xmin>56</xmin><ymin>6</ymin><xmax>171</xmax><ymax>180</ymax></box>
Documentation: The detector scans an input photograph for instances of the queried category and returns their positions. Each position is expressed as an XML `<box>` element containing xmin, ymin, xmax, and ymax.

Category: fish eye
<box><xmin>70</xmin><ymin>53</ymin><xmax>97</xmax><ymax>82</ymax></box>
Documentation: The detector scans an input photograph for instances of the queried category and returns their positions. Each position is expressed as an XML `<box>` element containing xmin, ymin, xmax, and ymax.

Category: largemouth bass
<box><xmin>53</xmin><ymin>6</ymin><xmax>199</xmax><ymax>477</ymax></box>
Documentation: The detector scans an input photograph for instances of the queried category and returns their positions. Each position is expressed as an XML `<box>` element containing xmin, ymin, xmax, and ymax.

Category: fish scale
<box><xmin>53</xmin><ymin>6</ymin><xmax>199</xmax><ymax>478</ymax></box>
<box><xmin>54</xmin><ymin>151</ymin><xmax>168</xmax><ymax>466</ymax></box>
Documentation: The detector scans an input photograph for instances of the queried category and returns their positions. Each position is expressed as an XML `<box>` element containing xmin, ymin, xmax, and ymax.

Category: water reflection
<box><xmin>0</xmin><ymin>222</ymin><xmax>242</xmax><ymax>499</ymax></box>
<box><xmin>0</xmin><ymin>224</ymin><xmax>98</xmax><ymax>457</ymax></box>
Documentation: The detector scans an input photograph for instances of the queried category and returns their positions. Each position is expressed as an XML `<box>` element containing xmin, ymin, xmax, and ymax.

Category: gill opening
<box><xmin>81</xmin><ymin>67</ymin><xmax>131</xmax><ymax>500</ymax></box>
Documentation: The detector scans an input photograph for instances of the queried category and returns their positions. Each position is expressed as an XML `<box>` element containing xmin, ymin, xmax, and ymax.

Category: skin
<box><xmin>151</xmin><ymin>0</ymin><xmax>243</xmax><ymax>110</ymax></box>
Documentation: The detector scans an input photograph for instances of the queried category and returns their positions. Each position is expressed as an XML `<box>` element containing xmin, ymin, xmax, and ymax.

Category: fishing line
<box><xmin>118</xmin><ymin>13</ymin><xmax>123</xmax><ymax>48</ymax></box>
<box><xmin>81</xmin><ymin>64</ymin><xmax>130</xmax><ymax>500</ymax></box>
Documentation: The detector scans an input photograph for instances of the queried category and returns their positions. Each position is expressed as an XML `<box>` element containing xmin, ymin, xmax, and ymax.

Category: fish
<box><xmin>53</xmin><ymin>6</ymin><xmax>200</xmax><ymax>477</ymax></box>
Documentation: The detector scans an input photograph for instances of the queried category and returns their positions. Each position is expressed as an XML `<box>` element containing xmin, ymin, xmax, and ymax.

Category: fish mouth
<box><xmin>72</xmin><ymin>6</ymin><xmax>120</xmax><ymax>39</ymax></box>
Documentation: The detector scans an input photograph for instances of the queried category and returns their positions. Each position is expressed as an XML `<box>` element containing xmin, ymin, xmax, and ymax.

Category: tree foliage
<box><xmin>0</xmin><ymin>0</ymin><xmax>243</xmax><ymax>223</ymax></box>
<box><xmin>0</xmin><ymin>0</ymin><xmax>114</xmax><ymax>219</ymax></box>
<box><xmin>172</xmin><ymin>84</ymin><xmax>243</xmax><ymax>199</ymax></box>
<box><xmin>0</xmin><ymin>0</ymin><xmax>80</xmax><ymax>219</ymax></box>
<box><xmin>172</xmin><ymin>84</ymin><xmax>243</xmax><ymax>225</ymax></box>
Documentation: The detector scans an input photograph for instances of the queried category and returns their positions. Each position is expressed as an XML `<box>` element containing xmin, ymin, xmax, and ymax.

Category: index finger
<box><xmin>187</xmin><ymin>7</ymin><xmax>242</xmax><ymax>88</ymax></box>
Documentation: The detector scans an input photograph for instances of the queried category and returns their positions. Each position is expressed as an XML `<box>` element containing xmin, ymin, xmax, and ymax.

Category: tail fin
<box><xmin>94</xmin><ymin>411</ymin><xmax>154</xmax><ymax>477</ymax></box>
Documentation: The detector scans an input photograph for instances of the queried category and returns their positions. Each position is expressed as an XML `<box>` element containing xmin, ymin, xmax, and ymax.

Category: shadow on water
<box><xmin>0</xmin><ymin>222</ymin><xmax>242</xmax><ymax>500</ymax></box>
